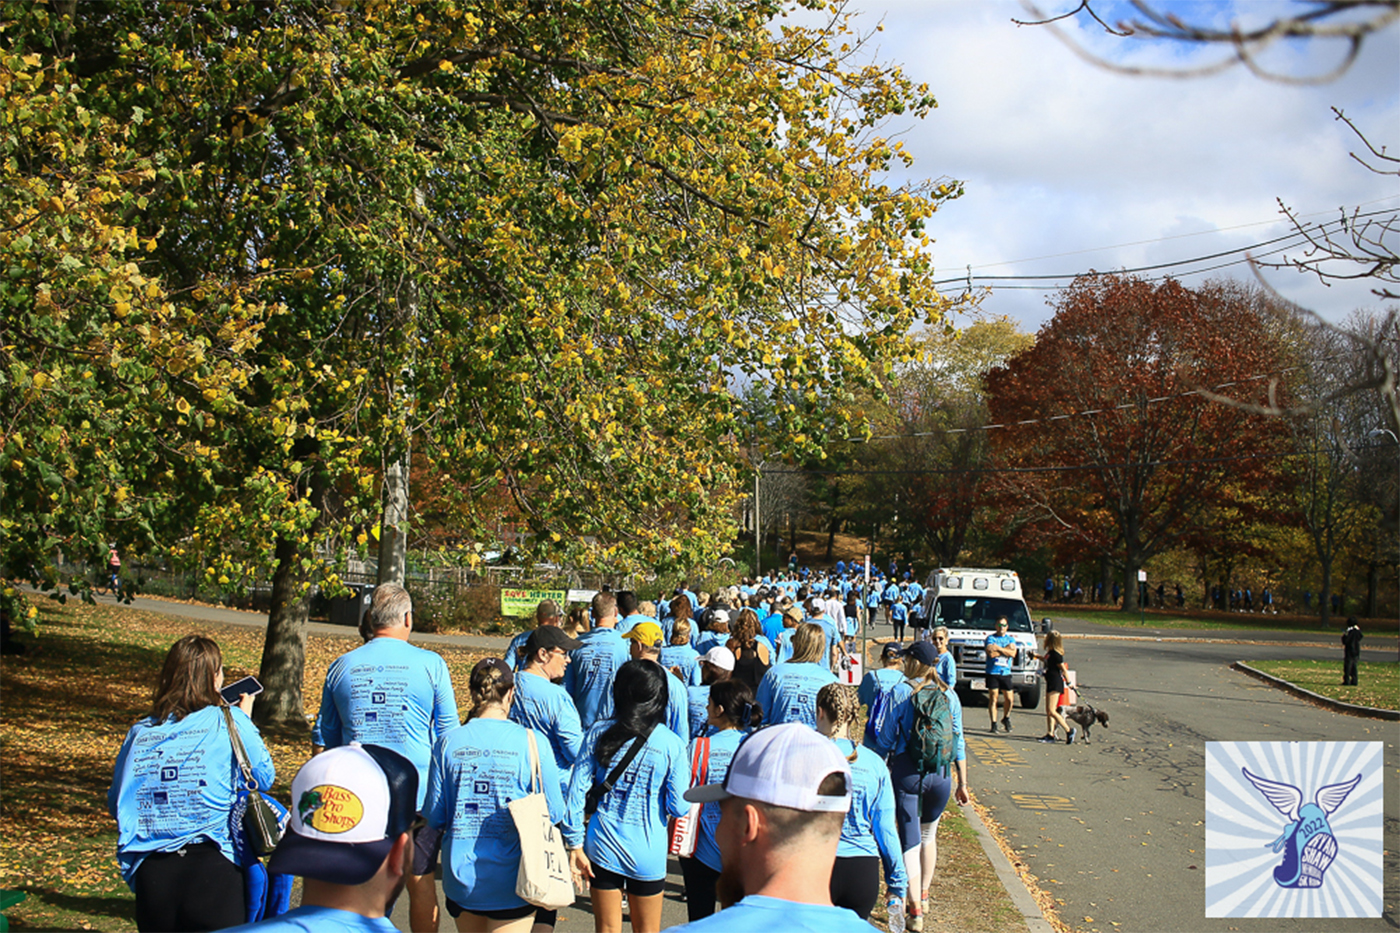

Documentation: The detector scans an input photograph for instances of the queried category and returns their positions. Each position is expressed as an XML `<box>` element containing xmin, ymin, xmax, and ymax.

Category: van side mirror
<box><xmin>1039</xmin><ymin>618</ymin><xmax>1052</xmax><ymax>634</ymax></box>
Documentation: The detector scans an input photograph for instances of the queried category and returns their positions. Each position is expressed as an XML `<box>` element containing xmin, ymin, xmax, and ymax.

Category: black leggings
<box><xmin>678</xmin><ymin>856</ymin><xmax>720</xmax><ymax>922</ymax></box>
<box><xmin>829</xmin><ymin>855</ymin><xmax>881</xmax><ymax>919</ymax></box>
<box><xmin>133</xmin><ymin>842</ymin><xmax>245</xmax><ymax>932</ymax></box>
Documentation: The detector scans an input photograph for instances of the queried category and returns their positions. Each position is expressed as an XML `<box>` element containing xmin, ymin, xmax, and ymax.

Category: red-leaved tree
<box><xmin>986</xmin><ymin>275</ymin><xmax>1291</xmax><ymax>610</ymax></box>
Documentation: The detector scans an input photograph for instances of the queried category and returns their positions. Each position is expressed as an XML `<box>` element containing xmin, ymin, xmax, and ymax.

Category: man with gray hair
<box><xmin>312</xmin><ymin>583</ymin><xmax>459</xmax><ymax>932</ymax></box>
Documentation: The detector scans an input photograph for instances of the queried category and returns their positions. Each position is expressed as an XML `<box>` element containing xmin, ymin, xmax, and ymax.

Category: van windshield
<box><xmin>934</xmin><ymin>597</ymin><xmax>1033</xmax><ymax>633</ymax></box>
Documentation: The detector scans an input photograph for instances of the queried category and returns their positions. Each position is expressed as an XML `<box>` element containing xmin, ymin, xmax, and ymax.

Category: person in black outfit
<box><xmin>1341</xmin><ymin>618</ymin><xmax>1363</xmax><ymax>686</ymax></box>
<box><xmin>1037</xmin><ymin>630</ymin><xmax>1073</xmax><ymax>743</ymax></box>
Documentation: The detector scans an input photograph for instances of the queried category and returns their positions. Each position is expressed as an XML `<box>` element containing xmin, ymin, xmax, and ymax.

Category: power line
<box><xmin>934</xmin><ymin>207</ymin><xmax>1395</xmax><ymax>291</ymax></box>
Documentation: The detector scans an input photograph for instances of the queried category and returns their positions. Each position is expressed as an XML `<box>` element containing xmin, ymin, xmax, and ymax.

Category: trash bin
<box><xmin>330</xmin><ymin>583</ymin><xmax>375</xmax><ymax>629</ymax></box>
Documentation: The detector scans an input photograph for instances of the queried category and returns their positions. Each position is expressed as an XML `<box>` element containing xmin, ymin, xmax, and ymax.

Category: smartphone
<box><xmin>220</xmin><ymin>675</ymin><xmax>264</xmax><ymax>705</ymax></box>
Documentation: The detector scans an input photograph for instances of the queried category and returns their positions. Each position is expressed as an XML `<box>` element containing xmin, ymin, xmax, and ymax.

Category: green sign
<box><xmin>500</xmin><ymin>588</ymin><xmax>567</xmax><ymax>618</ymax></box>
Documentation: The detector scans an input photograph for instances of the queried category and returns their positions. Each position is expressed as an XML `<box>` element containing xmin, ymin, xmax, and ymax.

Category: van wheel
<box><xmin>1019</xmin><ymin>685</ymin><xmax>1041</xmax><ymax>709</ymax></box>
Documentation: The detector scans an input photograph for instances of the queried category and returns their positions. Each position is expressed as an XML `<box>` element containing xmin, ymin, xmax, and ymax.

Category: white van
<box><xmin>919</xmin><ymin>568</ymin><xmax>1041</xmax><ymax>708</ymax></box>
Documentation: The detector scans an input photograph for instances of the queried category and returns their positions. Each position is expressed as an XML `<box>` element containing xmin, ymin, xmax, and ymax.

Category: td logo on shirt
<box><xmin>1205</xmin><ymin>742</ymin><xmax>1382</xmax><ymax>919</ymax></box>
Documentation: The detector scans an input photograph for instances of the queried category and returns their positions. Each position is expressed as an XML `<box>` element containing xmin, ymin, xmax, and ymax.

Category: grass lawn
<box><xmin>1247</xmin><ymin>659</ymin><xmax>1399</xmax><ymax>711</ymax></box>
<box><xmin>0</xmin><ymin>597</ymin><xmax>492</xmax><ymax>932</ymax></box>
<box><xmin>1036</xmin><ymin>602</ymin><xmax>1382</xmax><ymax>637</ymax></box>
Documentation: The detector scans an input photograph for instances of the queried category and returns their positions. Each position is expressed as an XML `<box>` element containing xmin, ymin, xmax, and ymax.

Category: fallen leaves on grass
<box><xmin>0</xmin><ymin>597</ymin><xmax>488</xmax><ymax>932</ymax></box>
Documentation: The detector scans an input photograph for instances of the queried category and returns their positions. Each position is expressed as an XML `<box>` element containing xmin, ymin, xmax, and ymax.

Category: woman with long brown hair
<box><xmin>108</xmin><ymin>634</ymin><xmax>274</xmax><ymax>932</ymax></box>
<box><xmin>726</xmin><ymin>608</ymin><xmax>770</xmax><ymax>692</ymax></box>
<box><xmin>755</xmin><ymin>622</ymin><xmax>837</xmax><ymax>729</ymax></box>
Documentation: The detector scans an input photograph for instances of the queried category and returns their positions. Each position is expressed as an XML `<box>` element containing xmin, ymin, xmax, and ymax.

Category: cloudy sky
<box><xmin>835</xmin><ymin>0</ymin><xmax>1400</xmax><ymax>332</ymax></box>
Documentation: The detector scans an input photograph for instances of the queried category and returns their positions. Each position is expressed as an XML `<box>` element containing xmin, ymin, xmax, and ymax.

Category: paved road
<box><xmin>969</xmin><ymin>620</ymin><xmax>1398</xmax><ymax>933</ymax></box>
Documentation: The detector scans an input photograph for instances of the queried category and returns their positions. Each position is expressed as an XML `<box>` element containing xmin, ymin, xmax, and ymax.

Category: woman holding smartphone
<box><xmin>108</xmin><ymin>634</ymin><xmax>274</xmax><ymax>932</ymax></box>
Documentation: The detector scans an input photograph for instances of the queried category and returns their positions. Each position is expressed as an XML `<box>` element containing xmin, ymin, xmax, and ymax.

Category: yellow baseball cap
<box><xmin>622</xmin><ymin>621</ymin><xmax>664</xmax><ymax>647</ymax></box>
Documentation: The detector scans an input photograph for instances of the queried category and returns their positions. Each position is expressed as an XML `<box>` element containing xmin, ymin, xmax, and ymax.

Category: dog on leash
<box><xmin>1062</xmin><ymin>704</ymin><xmax>1109</xmax><ymax>743</ymax></box>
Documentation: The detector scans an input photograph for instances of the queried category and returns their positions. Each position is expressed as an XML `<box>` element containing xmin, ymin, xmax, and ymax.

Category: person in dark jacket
<box><xmin>1341</xmin><ymin>617</ymin><xmax>1363</xmax><ymax>686</ymax></box>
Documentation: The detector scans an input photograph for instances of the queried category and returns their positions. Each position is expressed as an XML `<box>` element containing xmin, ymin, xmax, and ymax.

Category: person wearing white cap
<box><xmin>686</xmin><ymin>646</ymin><xmax>735</xmax><ymax>741</ymax></box>
<box><xmin>669</xmin><ymin>723</ymin><xmax>874</xmax><ymax>932</ymax></box>
<box><xmin>694</xmin><ymin>609</ymin><xmax>731</xmax><ymax>656</ymax></box>
<box><xmin>221</xmin><ymin>742</ymin><xmax>419</xmax><ymax>933</ymax></box>
<box><xmin>755</xmin><ymin>623</ymin><xmax>837</xmax><ymax>730</ymax></box>
<box><xmin>678</xmin><ymin>679</ymin><xmax>762</xmax><ymax>922</ymax></box>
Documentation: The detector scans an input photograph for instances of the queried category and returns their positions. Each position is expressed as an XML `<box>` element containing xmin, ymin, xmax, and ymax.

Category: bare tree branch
<box><xmin>1017</xmin><ymin>0</ymin><xmax>1399</xmax><ymax>84</ymax></box>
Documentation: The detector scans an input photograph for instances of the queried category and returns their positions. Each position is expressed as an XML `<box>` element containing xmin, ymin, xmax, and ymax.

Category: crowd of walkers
<box><xmin>109</xmin><ymin>566</ymin><xmax>971</xmax><ymax>932</ymax></box>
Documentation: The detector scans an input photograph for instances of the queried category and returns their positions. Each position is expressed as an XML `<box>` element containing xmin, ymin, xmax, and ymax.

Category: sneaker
<box><xmin>1002</xmin><ymin>715</ymin><xmax>1012</xmax><ymax>732</ymax></box>
<box><xmin>907</xmin><ymin>903</ymin><xmax>924</xmax><ymax>933</ymax></box>
<box><xmin>1067</xmin><ymin>727</ymin><xmax>1077</xmax><ymax>745</ymax></box>
<box><xmin>1038</xmin><ymin>734</ymin><xmax>1058</xmax><ymax>743</ymax></box>
<box><xmin>989</xmin><ymin>722</ymin><xmax>1000</xmax><ymax>734</ymax></box>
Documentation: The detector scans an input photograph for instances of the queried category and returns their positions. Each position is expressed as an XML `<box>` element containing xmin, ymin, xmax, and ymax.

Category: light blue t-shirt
<box><xmin>890</xmin><ymin>603</ymin><xmax>908</xmax><ymax>626</ymax></box>
<box><xmin>424</xmin><ymin>718</ymin><xmax>565</xmax><ymax>912</ymax></box>
<box><xmin>984</xmin><ymin>632</ymin><xmax>1016</xmax><ymax>676</ymax></box>
<box><xmin>660</xmin><ymin>644</ymin><xmax>702</xmax><ymax>686</ymax></box>
<box><xmin>686</xmin><ymin>685</ymin><xmax>713</xmax><ymax>741</ymax></box>
<box><xmin>760</xmin><ymin>612</ymin><xmax>787</xmax><ymax>646</ymax></box>
<box><xmin>756</xmin><ymin>662</ymin><xmax>838</xmax><ymax>729</ymax></box>
<box><xmin>668</xmin><ymin>895</ymin><xmax>876</xmax><ymax>932</ymax></box>
<box><xmin>664</xmin><ymin>669</ymin><xmax>690</xmax><ymax>743</ymax></box>
<box><xmin>221</xmin><ymin>904</ymin><xmax>398</xmax><ymax>933</ymax></box>
<box><xmin>832</xmin><ymin>738</ymin><xmax>907</xmax><ymax>898</ymax></box>
<box><xmin>688</xmin><ymin>729</ymin><xmax>743</xmax><ymax>872</ymax></box>
<box><xmin>508</xmin><ymin>670</ymin><xmax>583</xmax><ymax>791</ymax></box>
<box><xmin>694</xmin><ymin>631</ymin><xmax>730</xmax><ymax>657</ymax></box>
<box><xmin>857</xmin><ymin>667</ymin><xmax>904</xmax><ymax>751</ymax></box>
<box><xmin>875</xmin><ymin>681</ymin><xmax>967</xmax><ymax>763</ymax></box>
<box><xmin>311</xmin><ymin>636</ymin><xmax>459</xmax><ymax>812</ymax></box>
<box><xmin>562</xmin><ymin>720</ymin><xmax>689</xmax><ymax>881</ymax></box>
<box><xmin>108</xmin><ymin>705</ymin><xmax>274</xmax><ymax>886</ymax></box>
<box><xmin>505</xmin><ymin>629</ymin><xmax>531</xmax><ymax>670</ymax></box>
<box><xmin>563</xmin><ymin>627</ymin><xmax>631</xmax><ymax>731</ymax></box>
<box><xmin>935</xmin><ymin>651</ymin><xmax>956</xmax><ymax>689</ymax></box>
<box><xmin>617</xmin><ymin>613</ymin><xmax>652</xmax><ymax>635</ymax></box>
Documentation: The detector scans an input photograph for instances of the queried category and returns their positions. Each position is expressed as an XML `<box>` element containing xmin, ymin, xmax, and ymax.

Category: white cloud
<box><xmin>844</xmin><ymin>0</ymin><xmax>1400</xmax><ymax>331</ymax></box>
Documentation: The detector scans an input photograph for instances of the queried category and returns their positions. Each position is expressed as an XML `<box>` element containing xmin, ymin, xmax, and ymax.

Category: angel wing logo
<box><xmin>1241</xmin><ymin>768</ymin><xmax>1362</xmax><ymax>889</ymax></box>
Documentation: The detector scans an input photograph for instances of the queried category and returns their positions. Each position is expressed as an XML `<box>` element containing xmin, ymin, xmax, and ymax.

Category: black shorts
<box><xmin>411</xmin><ymin>821</ymin><xmax>442</xmax><ymax>876</ymax></box>
<box><xmin>445</xmin><ymin>899</ymin><xmax>556</xmax><ymax>924</ymax></box>
<box><xmin>1045</xmin><ymin>676</ymin><xmax>1065</xmax><ymax>695</ymax></box>
<box><xmin>985</xmin><ymin>673</ymin><xmax>1012</xmax><ymax>693</ymax></box>
<box><xmin>590</xmin><ymin>863</ymin><xmax>666</xmax><ymax>897</ymax></box>
<box><xmin>829</xmin><ymin>855</ymin><xmax>881</xmax><ymax>919</ymax></box>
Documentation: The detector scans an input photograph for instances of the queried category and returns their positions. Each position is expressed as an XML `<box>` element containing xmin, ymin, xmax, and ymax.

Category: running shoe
<box><xmin>1002</xmin><ymin>715</ymin><xmax>1012</xmax><ymax>732</ymax></box>
<box><xmin>988</xmin><ymin>722</ymin><xmax>999</xmax><ymax>734</ymax></box>
<box><xmin>1066</xmin><ymin>727</ymin><xmax>1077</xmax><ymax>745</ymax></box>
<box><xmin>1037</xmin><ymin>734</ymin><xmax>1058</xmax><ymax>743</ymax></box>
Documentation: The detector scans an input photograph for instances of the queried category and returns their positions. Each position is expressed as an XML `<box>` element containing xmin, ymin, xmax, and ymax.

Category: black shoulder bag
<box><xmin>584</xmin><ymin>725</ymin><xmax>656</xmax><ymax>816</ymax></box>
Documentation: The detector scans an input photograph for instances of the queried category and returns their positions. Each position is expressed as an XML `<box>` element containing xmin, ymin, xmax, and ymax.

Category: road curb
<box><xmin>960</xmin><ymin>801</ymin><xmax>1057</xmax><ymax>933</ymax></box>
<box><xmin>1231</xmin><ymin>661</ymin><xmax>1400</xmax><ymax>720</ymax></box>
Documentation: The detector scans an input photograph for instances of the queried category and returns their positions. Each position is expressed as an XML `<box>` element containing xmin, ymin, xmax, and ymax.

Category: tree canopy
<box><xmin>2</xmin><ymin>0</ymin><xmax>958</xmax><ymax>721</ymax></box>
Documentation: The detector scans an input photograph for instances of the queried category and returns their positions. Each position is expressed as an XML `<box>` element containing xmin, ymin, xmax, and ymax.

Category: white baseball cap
<box><xmin>268</xmin><ymin>742</ymin><xmax>418</xmax><ymax>884</ymax></box>
<box><xmin>701</xmin><ymin>645</ymin><xmax>736</xmax><ymax>672</ymax></box>
<box><xmin>684</xmin><ymin>723</ymin><xmax>851</xmax><ymax>813</ymax></box>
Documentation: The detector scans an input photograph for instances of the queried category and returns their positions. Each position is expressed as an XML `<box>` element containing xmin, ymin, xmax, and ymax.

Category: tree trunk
<box><xmin>1098</xmin><ymin>555</ymin><xmax>1110</xmax><ymax>605</ymax></box>
<box><xmin>254</xmin><ymin>531</ymin><xmax>313</xmax><ymax>729</ymax></box>
<box><xmin>377</xmin><ymin>446</ymin><xmax>410</xmax><ymax>586</ymax></box>
<box><xmin>1365</xmin><ymin>561</ymin><xmax>1378</xmax><ymax>618</ymax></box>
<box><xmin>824</xmin><ymin>514</ymin><xmax>839</xmax><ymax>562</ymax></box>
<box><xmin>1318</xmin><ymin>560</ymin><xmax>1333</xmax><ymax>627</ymax></box>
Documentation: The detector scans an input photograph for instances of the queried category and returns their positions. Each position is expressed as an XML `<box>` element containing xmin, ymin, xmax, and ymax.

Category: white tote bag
<box><xmin>509</xmin><ymin>730</ymin><xmax>575</xmax><ymax>910</ymax></box>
